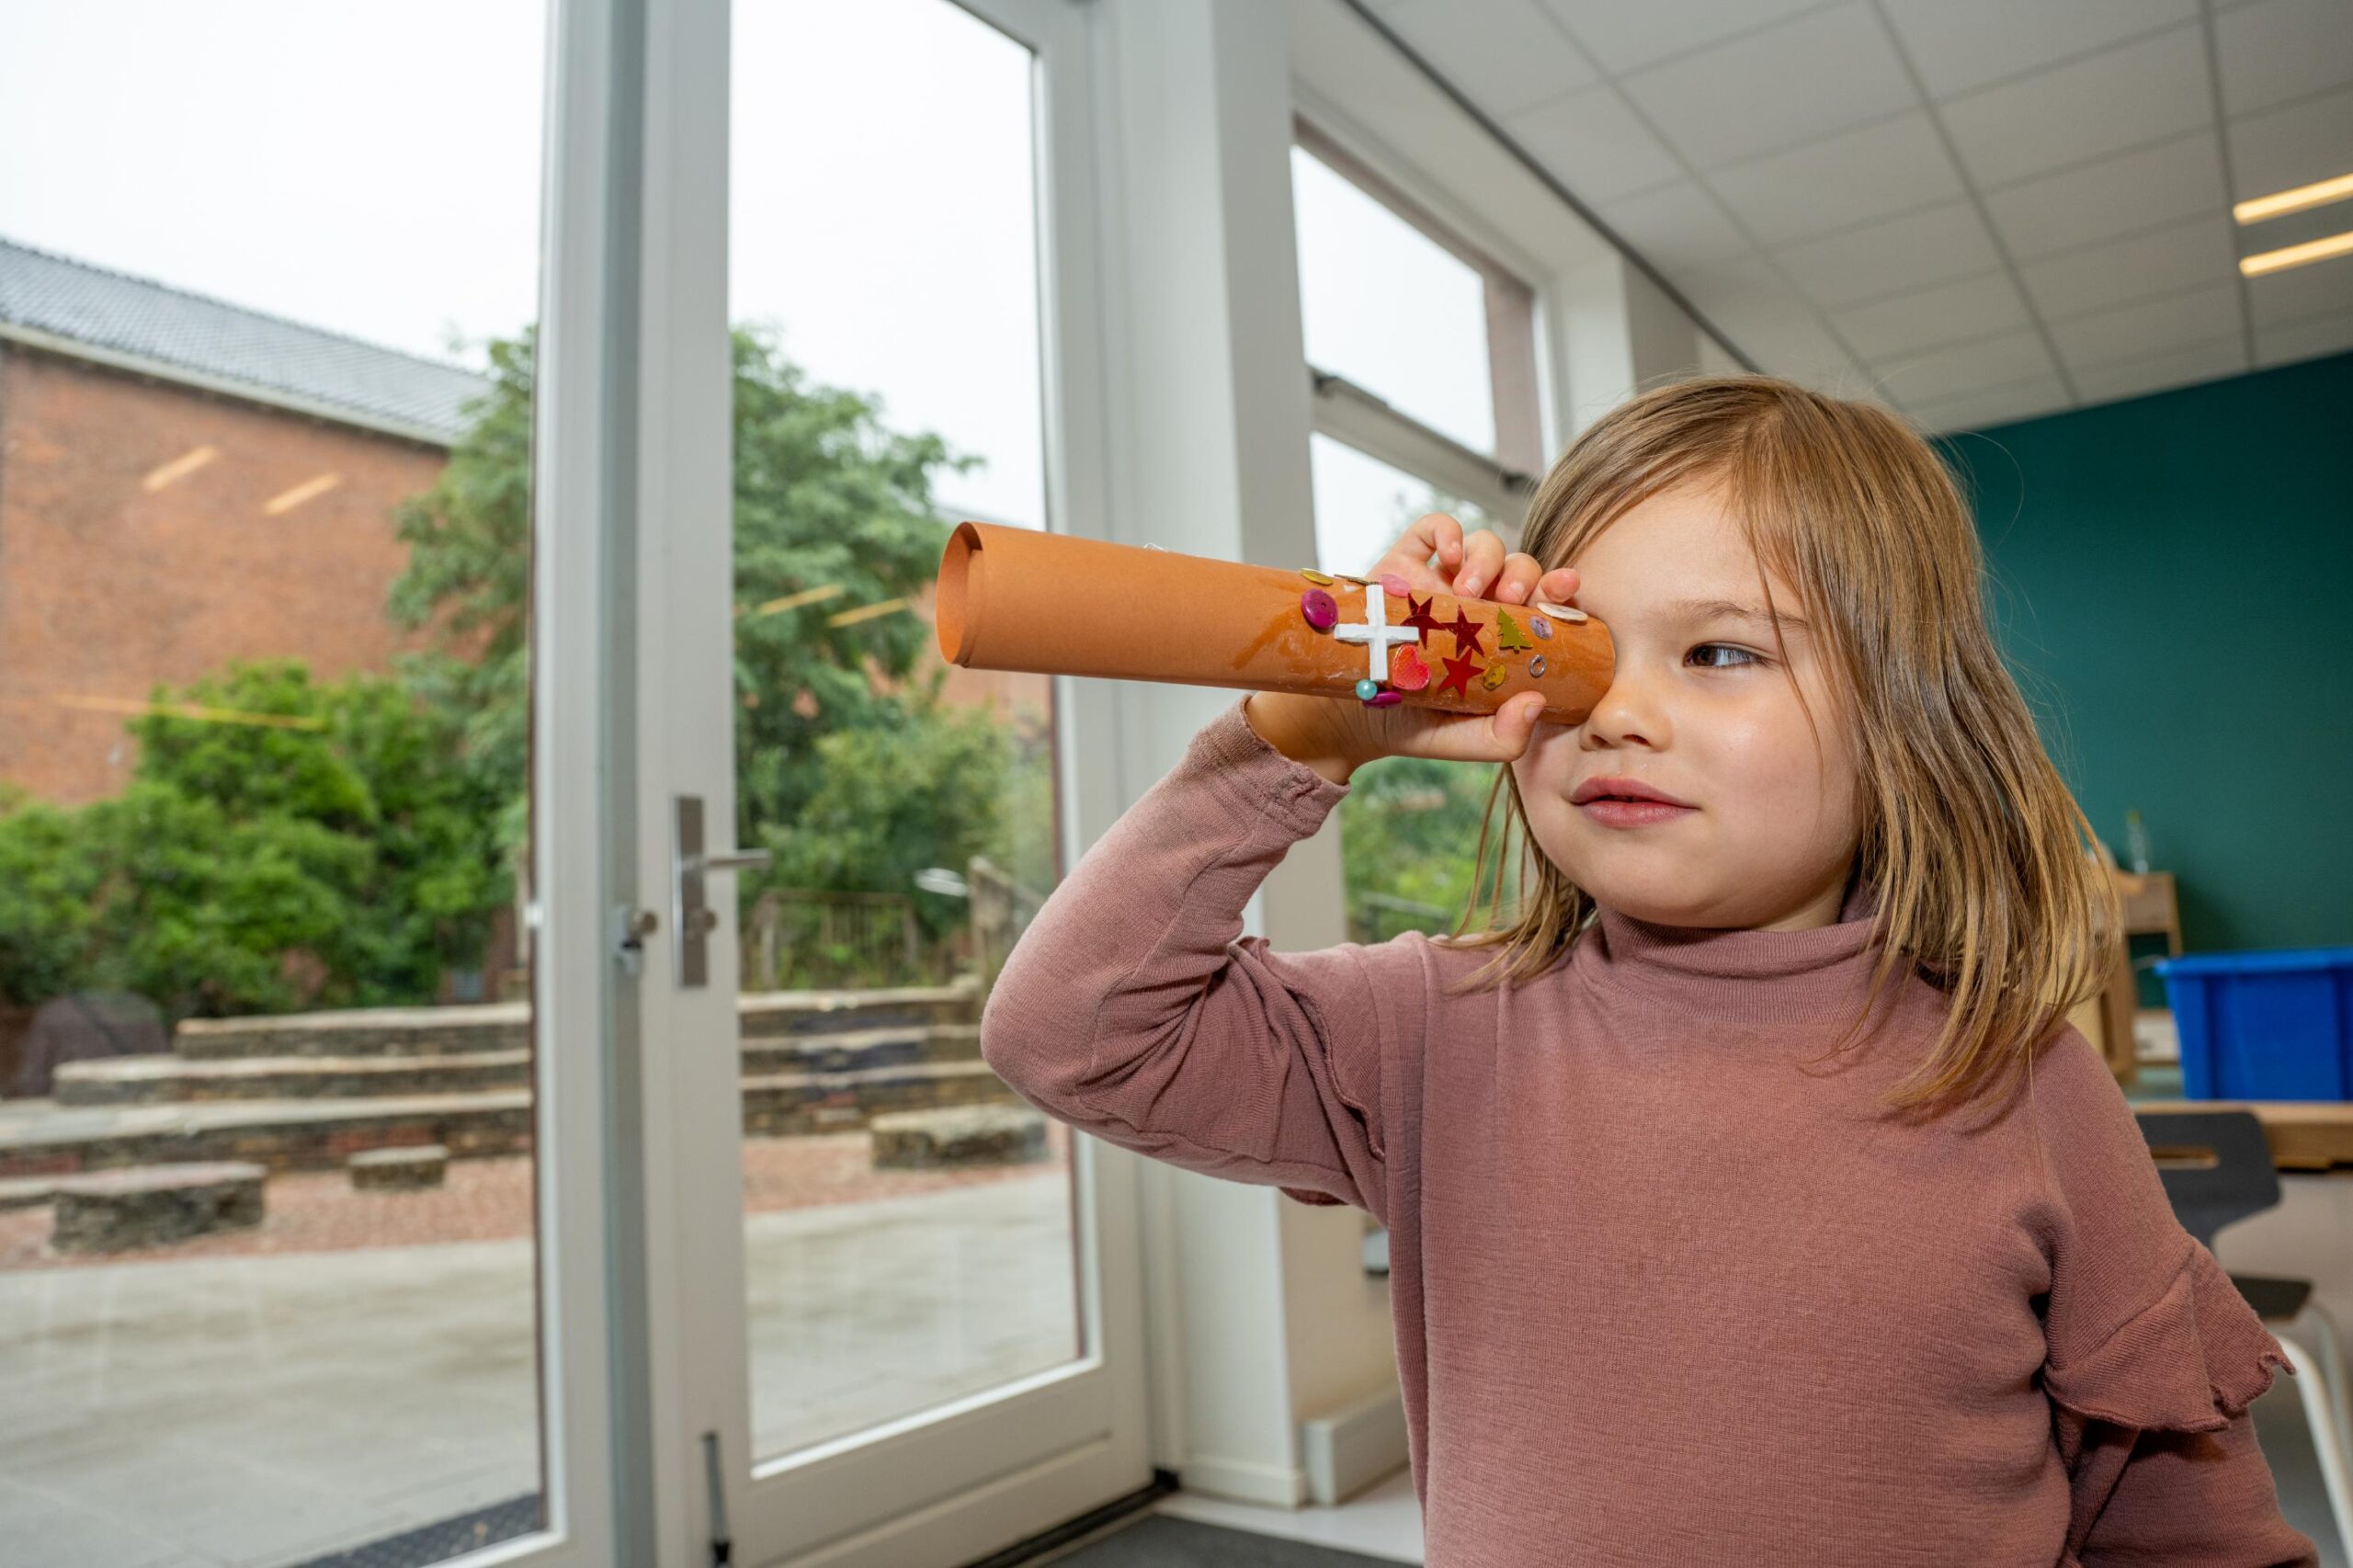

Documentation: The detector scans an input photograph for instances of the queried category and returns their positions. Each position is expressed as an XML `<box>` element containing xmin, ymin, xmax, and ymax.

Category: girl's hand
<box><xmin>1244</xmin><ymin>514</ymin><xmax>1580</xmax><ymax>784</ymax></box>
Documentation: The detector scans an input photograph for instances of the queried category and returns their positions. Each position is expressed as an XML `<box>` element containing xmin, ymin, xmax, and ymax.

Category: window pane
<box><xmin>1293</xmin><ymin>145</ymin><xmax>1495</xmax><ymax>456</ymax></box>
<box><xmin>1310</xmin><ymin>432</ymin><xmax>1493</xmax><ymax>579</ymax></box>
<box><xmin>0</xmin><ymin>4</ymin><xmax>549</xmax><ymax>1564</ymax></box>
<box><xmin>1308</xmin><ymin>437</ymin><xmax>1507</xmax><ymax>946</ymax></box>
<box><xmin>730</xmin><ymin>0</ymin><xmax>1082</xmax><ymax>1466</ymax></box>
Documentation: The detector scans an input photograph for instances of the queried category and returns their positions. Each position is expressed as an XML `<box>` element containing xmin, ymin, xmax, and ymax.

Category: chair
<box><xmin>2135</xmin><ymin>1108</ymin><xmax>2353</xmax><ymax>1554</ymax></box>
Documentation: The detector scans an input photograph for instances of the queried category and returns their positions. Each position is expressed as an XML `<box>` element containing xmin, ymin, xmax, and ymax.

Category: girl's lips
<box><xmin>1577</xmin><ymin>799</ymin><xmax>1698</xmax><ymax>829</ymax></box>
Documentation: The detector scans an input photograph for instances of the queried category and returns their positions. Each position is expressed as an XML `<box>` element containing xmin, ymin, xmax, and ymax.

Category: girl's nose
<box><xmin>1579</xmin><ymin>666</ymin><xmax>1667</xmax><ymax>751</ymax></box>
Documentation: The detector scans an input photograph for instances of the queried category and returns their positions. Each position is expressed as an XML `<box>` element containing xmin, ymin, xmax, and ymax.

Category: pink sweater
<box><xmin>979</xmin><ymin>696</ymin><xmax>2317</xmax><ymax>1567</ymax></box>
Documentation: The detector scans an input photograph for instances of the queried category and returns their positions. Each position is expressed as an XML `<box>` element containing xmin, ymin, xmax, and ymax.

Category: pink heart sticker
<box><xmin>1390</xmin><ymin>643</ymin><xmax>1431</xmax><ymax>690</ymax></box>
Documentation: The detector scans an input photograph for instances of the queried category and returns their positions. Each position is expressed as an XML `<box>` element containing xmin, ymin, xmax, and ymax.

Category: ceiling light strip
<box><xmin>2239</xmin><ymin>230</ymin><xmax>2353</xmax><ymax>278</ymax></box>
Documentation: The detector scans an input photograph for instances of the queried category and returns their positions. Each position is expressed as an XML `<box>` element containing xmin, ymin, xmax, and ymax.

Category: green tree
<box><xmin>0</xmin><ymin>662</ymin><xmax>507</xmax><ymax>1017</ymax></box>
<box><xmin>391</xmin><ymin>324</ymin><xmax>975</xmax><ymax>849</ymax></box>
<box><xmin>393</xmin><ymin>323</ymin><xmax>1016</xmax><ymax>986</ymax></box>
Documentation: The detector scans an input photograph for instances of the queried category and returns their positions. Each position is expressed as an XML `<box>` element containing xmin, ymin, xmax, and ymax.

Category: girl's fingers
<box><xmin>1454</xmin><ymin>530</ymin><xmax>1507</xmax><ymax>597</ymax></box>
<box><xmin>1536</xmin><ymin>565</ymin><xmax>1580</xmax><ymax>605</ymax></box>
<box><xmin>1369</xmin><ymin>513</ymin><xmax>1465</xmax><ymax>598</ymax></box>
<box><xmin>1402</xmin><ymin>693</ymin><xmax>1548</xmax><ymax>763</ymax></box>
<box><xmin>1495</xmin><ymin>551</ymin><xmax>1544</xmax><ymax>604</ymax></box>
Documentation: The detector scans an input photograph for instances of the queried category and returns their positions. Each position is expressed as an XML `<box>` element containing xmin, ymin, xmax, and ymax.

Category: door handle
<box><xmin>673</xmin><ymin>796</ymin><xmax>769</xmax><ymax>988</ymax></box>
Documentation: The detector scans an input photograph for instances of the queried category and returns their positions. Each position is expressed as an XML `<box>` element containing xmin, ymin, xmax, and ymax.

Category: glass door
<box><xmin>644</xmin><ymin>0</ymin><xmax>1149</xmax><ymax>1562</ymax></box>
<box><xmin>0</xmin><ymin>2</ymin><xmax>620</xmax><ymax>1564</ymax></box>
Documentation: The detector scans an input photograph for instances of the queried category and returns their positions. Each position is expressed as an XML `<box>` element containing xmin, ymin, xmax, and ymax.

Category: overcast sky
<box><xmin>0</xmin><ymin>0</ymin><xmax>1496</xmax><ymax>561</ymax></box>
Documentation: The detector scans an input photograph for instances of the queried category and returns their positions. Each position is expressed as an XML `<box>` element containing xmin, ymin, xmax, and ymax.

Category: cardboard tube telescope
<box><xmin>934</xmin><ymin>521</ymin><xmax>1613</xmax><ymax>725</ymax></box>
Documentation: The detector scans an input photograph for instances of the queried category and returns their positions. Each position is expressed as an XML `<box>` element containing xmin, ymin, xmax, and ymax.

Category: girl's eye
<box><xmin>1687</xmin><ymin>642</ymin><xmax>1760</xmax><ymax>670</ymax></box>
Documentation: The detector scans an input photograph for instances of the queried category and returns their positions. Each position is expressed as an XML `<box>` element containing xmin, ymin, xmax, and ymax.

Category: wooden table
<box><xmin>2138</xmin><ymin>1100</ymin><xmax>2353</xmax><ymax>1171</ymax></box>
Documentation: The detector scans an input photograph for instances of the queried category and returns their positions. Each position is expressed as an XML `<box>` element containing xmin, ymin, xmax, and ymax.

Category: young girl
<box><xmin>978</xmin><ymin>375</ymin><xmax>2317</xmax><ymax>1566</ymax></box>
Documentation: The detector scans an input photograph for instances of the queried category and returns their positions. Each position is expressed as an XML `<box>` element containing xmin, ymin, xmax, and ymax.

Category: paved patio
<box><xmin>0</xmin><ymin>1168</ymin><xmax>1080</xmax><ymax>1566</ymax></box>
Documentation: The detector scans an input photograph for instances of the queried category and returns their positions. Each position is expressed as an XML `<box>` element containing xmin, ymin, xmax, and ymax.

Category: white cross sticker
<box><xmin>1333</xmin><ymin>583</ymin><xmax>1421</xmax><ymax>684</ymax></box>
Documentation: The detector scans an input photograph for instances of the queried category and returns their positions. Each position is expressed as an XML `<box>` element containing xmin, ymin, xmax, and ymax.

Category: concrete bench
<box><xmin>870</xmin><ymin>1105</ymin><xmax>1048</xmax><ymax>1170</ymax></box>
<box><xmin>51</xmin><ymin>1162</ymin><xmax>265</xmax><ymax>1254</ymax></box>
<box><xmin>349</xmin><ymin>1144</ymin><xmax>449</xmax><ymax>1191</ymax></box>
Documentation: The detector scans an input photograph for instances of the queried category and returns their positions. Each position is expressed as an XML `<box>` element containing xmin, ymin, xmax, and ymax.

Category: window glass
<box><xmin>729</xmin><ymin>0</ymin><xmax>1081</xmax><ymax>1466</ymax></box>
<box><xmin>1308</xmin><ymin>434</ymin><xmax>1508</xmax><ymax>945</ymax></box>
<box><xmin>1292</xmin><ymin>145</ymin><xmax>1495</xmax><ymax>457</ymax></box>
<box><xmin>0</xmin><ymin>4</ymin><xmax>551</xmax><ymax>1562</ymax></box>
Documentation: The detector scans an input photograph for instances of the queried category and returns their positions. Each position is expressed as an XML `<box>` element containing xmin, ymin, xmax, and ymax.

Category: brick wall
<box><xmin>0</xmin><ymin>344</ymin><xmax>450</xmax><ymax>804</ymax></box>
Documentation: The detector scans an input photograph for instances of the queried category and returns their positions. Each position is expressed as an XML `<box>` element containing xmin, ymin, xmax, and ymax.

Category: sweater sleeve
<box><xmin>976</xmin><ymin>695</ymin><xmax>1432</xmax><ymax>1223</ymax></box>
<box><xmin>2029</xmin><ymin>1030</ymin><xmax>2316</xmax><ymax>1565</ymax></box>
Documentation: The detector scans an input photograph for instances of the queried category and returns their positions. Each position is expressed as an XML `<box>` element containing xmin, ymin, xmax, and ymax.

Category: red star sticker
<box><xmin>1402</xmin><ymin>593</ymin><xmax>1445</xmax><ymax>637</ymax></box>
<box><xmin>1436</xmin><ymin>647</ymin><xmax>1483</xmax><ymax>699</ymax></box>
<box><xmin>1443</xmin><ymin>605</ymin><xmax>1487</xmax><ymax>654</ymax></box>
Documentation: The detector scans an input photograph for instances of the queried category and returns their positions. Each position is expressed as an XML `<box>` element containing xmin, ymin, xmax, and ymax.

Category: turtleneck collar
<box><xmin>1578</xmin><ymin>866</ymin><xmax>1895</xmax><ymax>1029</ymax></box>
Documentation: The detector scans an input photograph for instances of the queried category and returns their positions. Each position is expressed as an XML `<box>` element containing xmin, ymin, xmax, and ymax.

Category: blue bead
<box><xmin>1355</xmin><ymin>678</ymin><xmax>1380</xmax><ymax>700</ymax></box>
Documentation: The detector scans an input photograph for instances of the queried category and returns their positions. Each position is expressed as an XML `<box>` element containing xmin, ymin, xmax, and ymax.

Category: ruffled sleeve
<box><xmin>2042</xmin><ymin>1240</ymin><xmax>2290</xmax><ymax>1435</ymax></box>
<box><xmin>2029</xmin><ymin>1030</ymin><xmax>2315</xmax><ymax>1565</ymax></box>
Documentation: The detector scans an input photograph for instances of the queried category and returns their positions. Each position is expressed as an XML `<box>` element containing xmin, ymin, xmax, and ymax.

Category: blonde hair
<box><xmin>1440</xmin><ymin>374</ymin><xmax>2120</xmax><ymax>1119</ymax></box>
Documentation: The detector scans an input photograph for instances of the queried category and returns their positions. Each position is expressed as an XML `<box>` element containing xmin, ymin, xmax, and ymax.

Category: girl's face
<box><xmin>1511</xmin><ymin>481</ymin><xmax>1864</xmax><ymax>932</ymax></box>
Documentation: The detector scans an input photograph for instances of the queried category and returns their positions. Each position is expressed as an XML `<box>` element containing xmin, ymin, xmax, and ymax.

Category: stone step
<box><xmin>53</xmin><ymin>1051</ymin><xmax>533</xmax><ymax>1108</ymax></box>
<box><xmin>52</xmin><ymin>1024</ymin><xmax>986</xmax><ymax>1108</ymax></box>
<box><xmin>175</xmin><ymin>1003</ymin><xmax>529</xmax><ymax>1061</ymax></box>
<box><xmin>0</xmin><ymin>1060</ymin><xmax>1023</xmax><ymax>1176</ymax></box>
<box><xmin>169</xmin><ymin>981</ymin><xmax>982</xmax><ymax>1061</ymax></box>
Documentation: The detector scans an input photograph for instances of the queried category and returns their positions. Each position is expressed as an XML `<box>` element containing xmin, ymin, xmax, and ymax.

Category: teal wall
<box><xmin>1943</xmin><ymin>350</ymin><xmax>2353</xmax><ymax>958</ymax></box>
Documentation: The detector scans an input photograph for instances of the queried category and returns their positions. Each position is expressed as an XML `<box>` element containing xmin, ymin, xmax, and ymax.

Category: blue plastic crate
<box><xmin>2155</xmin><ymin>948</ymin><xmax>2353</xmax><ymax>1101</ymax></box>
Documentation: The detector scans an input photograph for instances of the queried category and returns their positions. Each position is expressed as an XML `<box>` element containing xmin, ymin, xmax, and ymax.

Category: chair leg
<box><xmin>2277</xmin><ymin>1333</ymin><xmax>2353</xmax><ymax>1562</ymax></box>
<box><xmin>2299</xmin><ymin>1301</ymin><xmax>2353</xmax><ymax>1458</ymax></box>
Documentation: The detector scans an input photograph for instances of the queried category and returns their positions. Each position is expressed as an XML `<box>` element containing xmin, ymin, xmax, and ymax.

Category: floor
<box><xmin>0</xmin><ymin>1171</ymin><xmax>1082</xmax><ymax>1566</ymax></box>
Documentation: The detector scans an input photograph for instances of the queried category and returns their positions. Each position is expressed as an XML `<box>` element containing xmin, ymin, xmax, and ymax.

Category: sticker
<box><xmin>1403</xmin><ymin>594</ymin><xmax>1444</xmax><ymax>636</ymax></box>
<box><xmin>1333</xmin><ymin>584</ymin><xmax>1423</xmax><ymax>685</ymax></box>
<box><xmin>1529</xmin><ymin>654</ymin><xmax>1547</xmax><ymax>677</ymax></box>
<box><xmin>1437</xmin><ymin>648</ymin><xmax>1483</xmax><ymax>699</ymax></box>
<box><xmin>1301</xmin><ymin>589</ymin><xmax>1338</xmax><ymax>631</ymax></box>
<box><xmin>1482</xmin><ymin>660</ymin><xmax>1507</xmax><ymax>691</ymax></box>
<box><xmin>1301</xmin><ymin>568</ymin><xmax>1335</xmax><ymax>585</ymax></box>
<box><xmin>1355</xmin><ymin>677</ymin><xmax>1380</xmax><ymax>701</ymax></box>
<box><xmin>1495</xmin><ymin>610</ymin><xmax>1532</xmax><ymax>652</ymax></box>
<box><xmin>1369</xmin><ymin>690</ymin><xmax>1403</xmax><ymax>707</ymax></box>
<box><xmin>1444</xmin><ymin>606</ymin><xmax>1486</xmax><ymax>654</ymax></box>
<box><xmin>1390</xmin><ymin>644</ymin><xmax>1431</xmax><ymax>690</ymax></box>
<box><xmin>1379</xmin><ymin>573</ymin><xmax>1410</xmax><ymax>597</ymax></box>
<box><xmin>1532</xmin><ymin>599</ymin><xmax>1587</xmax><ymax>623</ymax></box>
<box><xmin>1529</xmin><ymin>615</ymin><xmax>1552</xmax><ymax>640</ymax></box>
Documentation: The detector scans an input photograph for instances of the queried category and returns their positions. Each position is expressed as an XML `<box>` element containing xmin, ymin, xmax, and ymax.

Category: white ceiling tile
<box><xmin>1384</xmin><ymin>0</ymin><xmax>1597</xmax><ymax>118</ymax></box>
<box><xmin>1591</xmin><ymin>180</ymin><xmax>1757</xmax><ymax>267</ymax></box>
<box><xmin>1904</xmin><ymin>373</ymin><xmax>2073</xmax><ymax>431</ymax></box>
<box><xmin>1981</xmin><ymin>131</ymin><xmax>2227</xmax><ymax>260</ymax></box>
<box><xmin>2214</xmin><ymin>0</ymin><xmax>2353</xmax><ymax>118</ymax></box>
<box><xmin>2227</xmin><ymin>82</ymin><xmax>2353</xmax><ymax>199</ymax></box>
<box><xmin>2017</xmin><ymin>213</ymin><xmax>2242</xmax><ymax>320</ymax></box>
<box><xmin>1617</xmin><ymin>4</ymin><xmax>1916</xmax><ymax>169</ymax></box>
<box><xmin>1939</xmin><ymin>24</ymin><xmax>2211</xmax><ymax>188</ymax></box>
<box><xmin>1828</xmin><ymin>269</ymin><xmax>2032</xmax><ymax>359</ymax></box>
<box><xmin>1878</xmin><ymin>0</ymin><xmax>2200</xmax><ymax>100</ymax></box>
<box><xmin>2255</xmin><ymin>306</ymin><xmax>2353</xmax><ymax>364</ymax></box>
<box><xmin>1773</xmin><ymin>200</ymin><xmax>2005</xmax><ymax>308</ymax></box>
<box><xmin>1873</xmin><ymin>328</ymin><xmax>2060</xmax><ymax>403</ymax></box>
<box><xmin>1505</xmin><ymin>85</ymin><xmax>1685</xmax><ymax>204</ymax></box>
<box><xmin>2048</xmin><ymin>282</ymin><xmax>2245</xmax><ymax>366</ymax></box>
<box><xmin>2071</xmin><ymin>335</ymin><xmax>2251</xmax><ymax>402</ymax></box>
<box><xmin>2245</xmin><ymin>258</ymin><xmax>2353</xmax><ymax>325</ymax></box>
<box><xmin>1538</xmin><ymin>0</ymin><xmax>1828</xmax><ymax>76</ymax></box>
<box><xmin>1706</xmin><ymin>111</ymin><xmax>1967</xmax><ymax>247</ymax></box>
<box><xmin>1729</xmin><ymin>312</ymin><xmax>1879</xmax><ymax>395</ymax></box>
